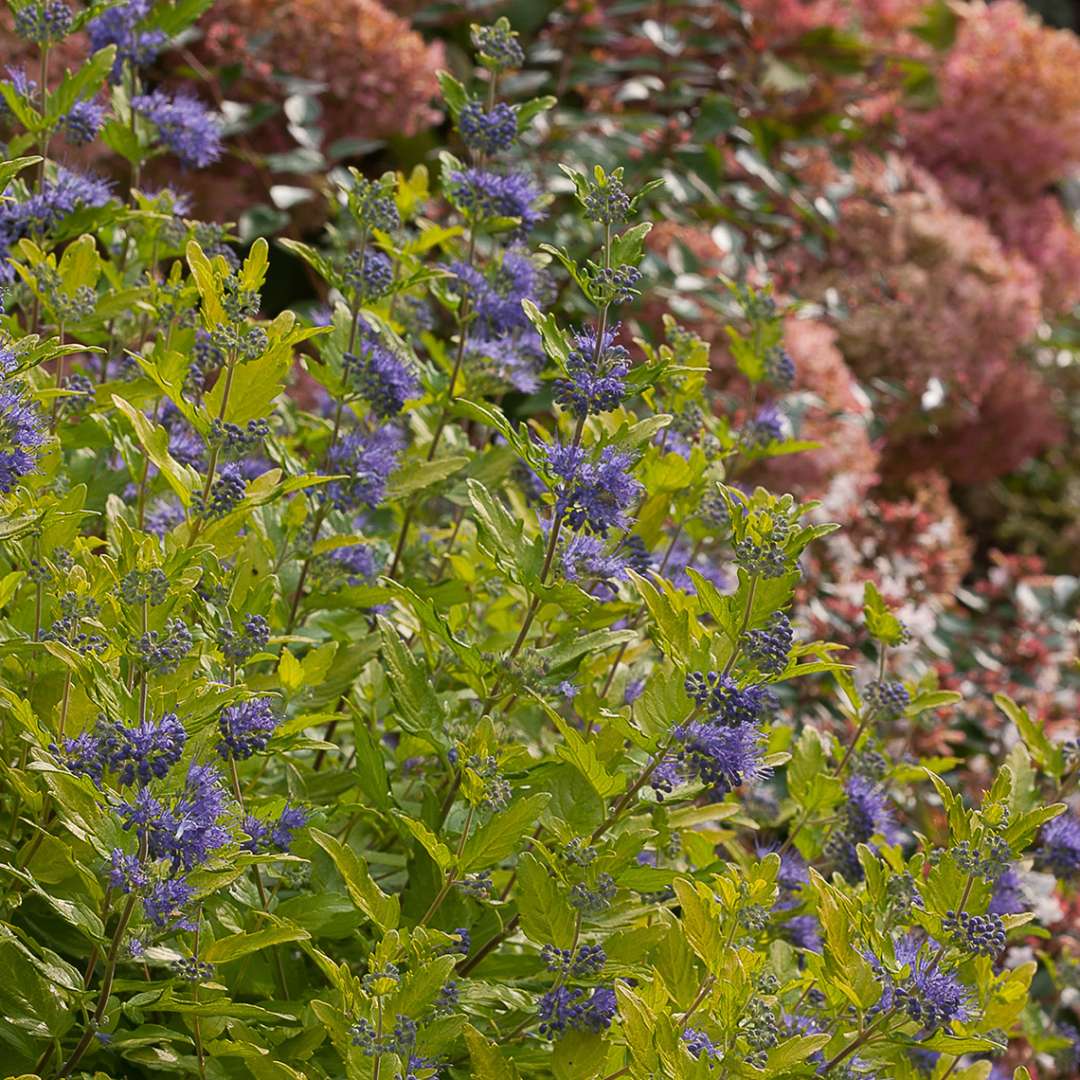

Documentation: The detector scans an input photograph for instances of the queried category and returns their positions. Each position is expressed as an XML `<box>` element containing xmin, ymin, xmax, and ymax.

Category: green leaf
<box><xmin>309</xmin><ymin>828</ymin><xmax>400</xmax><ymax>931</ymax></box>
<box><xmin>436</xmin><ymin>71</ymin><xmax>469</xmax><ymax>117</ymax></box>
<box><xmin>385</xmin><ymin>455</ymin><xmax>467</xmax><ymax>500</ymax></box>
<box><xmin>187</xmin><ymin>240</ymin><xmax>225</xmax><ymax>325</ymax></box>
<box><xmin>45</xmin><ymin>47</ymin><xmax>117</xmax><ymax>125</ymax></box>
<box><xmin>277</xmin><ymin>237</ymin><xmax>336</xmax><ymax>284</ymax></box>
<box><xmin>111</xmin><ymin>395</ymin><xmax>194</xmax><ymax>505</ymax></box>
<box><xmin>862</xmin><ymin>581</ymin><xmax>907</xmax><ymax>646</ymax></box>
<box><xmin>204</xmin><ymin>921</ymin><xmax>310</xmax><ymax>963</ymax></box>
<box><xmin>610</xmin><ymin>222</ymin><xmax>652</xmax><ymax>267</ymax></box>
<box><xmin>517</xmin><ymin>852</ymin><xmax>577</xmax><ymax>949</ymax></box>
<box><xmin>0</xmin><ymin>155</ymin><xmax>39</xmax><ymax>193</ymax></box>
<box><xmin>467</xmin><ymin>478</ymin><xmax>537</xmax><ymax>583</ymax></box>
<box><xmin>461</xmin><ymin>792</ymin><xmax>550</xmax><ymax>871</ymax></box>
<box><xmin>378</xmin><ymin>619</ymin><xmax>448</xmax><ymax>748</ymax></box>
<box><xmin>393</xmin><ymin>812</ymin><xmax>453</xmax><ymax>871</ymax></box>
<box><xmin>464</xmin><ymin>1024</ymin><xmax>520</xmax><ymax>1080</ymax></box>
<box><xmin>994</xmin><ymin>693</ymin><xmax>1064</xmax><ymax>776</ymax></box>
<box><xmin>553</xmin><ymin>1029</ymin><xmax>607</xmax><ymax>1080</ymax></box>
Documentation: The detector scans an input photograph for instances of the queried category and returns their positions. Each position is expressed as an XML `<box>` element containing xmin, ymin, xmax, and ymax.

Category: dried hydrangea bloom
<box><xmin>194</xmin><ymin>0</ymin><xmax>443</xmax><ymax>146</ymax></box>
<box><xmin>902</xmin><ymin>0</ymin><xmax>1080</xmax><ymax>201</ymax></box>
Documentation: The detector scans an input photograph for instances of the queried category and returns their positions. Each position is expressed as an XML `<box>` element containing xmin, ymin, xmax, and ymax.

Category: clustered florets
<box><xmin>743</xmin><ymin>612</ymin><xmax>794</xmax><ymax>674</ymax></box>
<box><xmin>540</xmin><ymin>943</ymin><xmax>606</xmax><ymax>977</ymax></box>
<box><xmin>217</xmin><ymin>613</ymin><xmax>270</xmax><ymax>664</ymax></box>
<box><xmin>217</xmin><ymin>697</ymin><xmax>278</xmax><ymax>759</ymax></box>
<box><xmin>553</xmin><ymin>325</ymin><xmax>631</xmax><ymax>418</ymax></box>
<box><xmin>458</xmin><ymin>100</ymin><xmax>517</xmax><ymax>157</ymax></box>
<box><xmin>133</xmin><ymin>617</ymin><xmax>193</xmax><ymax>675</ymax></box>
<box><xmin>537</xmin><ymin>985</ymin><xmax>617</xmax><ymax>1038</ymax></box>
<box><xmin>943</xmin><ymin>910</ymin><xmax>1006</xmax><ymax>956</ymax></box>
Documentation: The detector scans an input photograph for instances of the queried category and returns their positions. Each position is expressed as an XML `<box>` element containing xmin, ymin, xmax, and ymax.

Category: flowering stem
<box><xmin>184</xmin><ymin>345</ymin><xmax>240</xmax><ymax>551</ymax></box>
<box><xmin>819</xmin><ymin>1009</ymin><xmax>893</xmax><ymax>1075</ymax></box>
<box><xmin>590</xmin><ymin>727</ymin><xmax>682</xmax><ymax>844</ymax></box>
<box><xmin>420</xmin><ymin>803</ymin><xmax>474</xmax><ymax>926</ymax></box>
<box><xmin>504</xmin><ymin>412</ymin><xmax>588</xmax><ymax>662</ymax></box>
<box><xmin>386</xmin><ymin>229</ymin><xmax>479</xmax><ymax>582</ymax></box>
<box><xmin>286</xmin><ymin>299</ymin><xmax>365</xmax><ymax>633</ymax></box>
<box><xmin>227</xmin><ymin>757</ymin><xmax>290</xmax><ymax>999</ymax></box>
<box><xmin>58</xmin><ymin>837</ymin><xmax>147</xmax><ymax>1078</ymax></box>
<box><xmin>192</xmin><ymin>910</ymin><xmax>206</xmax><ymax>1080</ymax></box>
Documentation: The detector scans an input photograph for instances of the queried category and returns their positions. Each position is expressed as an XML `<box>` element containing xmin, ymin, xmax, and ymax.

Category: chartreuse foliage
<box><xmin>0</xmin><ymin>6</ymin><xmax>1070</xmax><ymax>1080</ymax></box>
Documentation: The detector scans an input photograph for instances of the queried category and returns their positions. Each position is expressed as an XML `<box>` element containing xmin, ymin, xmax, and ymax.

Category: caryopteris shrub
<box><xmin>0</xmin><ymin>6</ymin><xmax>1075</xmax><ymax>1080</ymax></box>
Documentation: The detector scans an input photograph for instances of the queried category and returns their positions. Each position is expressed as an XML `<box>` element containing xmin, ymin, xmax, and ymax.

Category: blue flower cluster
<box><xmin>446</xmin><ymin>168</ymin><xmax>544</xmax><ymax>235</ymax></box>
<box><xmin>54</xmin><ymin>712</ymin><xmax>187</xmax><ymax>787</ymax></box>
<box><xmin>88</xmin><ymin>0</ymin><xmax>168</xmax><ymax>82</ymax></box>
<box><xmin>343</xmin><ymin>326</ymin><xmax>419</xmax><ymax>419</ymax></box>
<box><xmin>131</xmin><ymin>91</ymin><xmax>223</xmax><ymax>169</ymax></box>
<box><xmin>870</xmin><ymin>936</ymin><xmax>971</xmax><ymax>1030</ymax></box>
<box><xmin>217</xmin><ymin>697</ymin><xmax>278</xmax><ymax>759</ymax></box>
<box><xmin>323</xmin><ymin>426</ymin><xmax>403</xmax><ymax>511</ymax></box>
<box><xmin>553</xmin><ymin>325</ymin><xmax>631</xmax><ymax>418</ymax></box>
<box><xmin>0</xmin><ymin>366</ymin><xmax>47</xmax><ymax>494</ymax></box>
<box><xmin>217</xmin><ymin>613</ymin><xmax>270</xmax><ymax>664</ymax></box>
<box><xmin>684</xmin><ymin>671</ymin><xmax>777</xmax><ymax>727</ymax></box>
<box><xmin>743</xmin><ymin>612</ymin><xmax>794</xmax><ymax>674</ymax></box>
<box><xmin>825</xmin><ymin>775</ymin><xmax>898</xmax><ymax>883</ymax></box>
<box><xmin>13</xmin><ymin>0</ymin><xmax>72</xmax><ymax>43</ymax></box>
<box><xmin>671</xmin><ymin>719</ymin><xmax>769</xmax><ymax>800</ymax></box>
<box><xmin>458</xmin><ymin>100</ymin><xmax>517</xmax><ymax>157</ymax></box>
<box><xmin>546</xmin><ymin>443</ymin><xmax>643</xmax><ymax>536</ymax></box>
<box><xmin>0</xmin><ymin>167</ymin><xmax>112</xmax><ymax>282</ymax></box>
<box><xmin>1038</xmin><ymin>813</ymin><xmax>1080</xmax><ymax>878</ymax></box>
<box><xmin>240</xmin><ymin>805</ymin><xmax>308</xmax><ymax>854</ymax></box>
<box><xmin>536</xmin><ymin>985</ymin><xmax>617</xmax><ymax>1038</ymax></box>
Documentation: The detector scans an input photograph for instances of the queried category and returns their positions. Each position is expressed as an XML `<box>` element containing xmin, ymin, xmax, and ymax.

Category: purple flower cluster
<box><xmin>133</xmin><ymin>617</ymin><xmax>192</xmax><ymax>676</ymax></box>
<box><xmin>871</xmin><ymin>936</ymin><xmax>971</xmax><ymax>1030</ymax></box>
<box><xmin>13</xmin><ymin>0</ymin><xmax>72</xmax><ymax>44</ymax></box>
<box><xmin>825</xmin><ymin>776</ymin><xmax>898</xmax><ymax>883</ymax></box>
<box><xmin>217</xmin><ymin>613</ymin><xmax>270</xmax><ymax>664</ymax></box>
<box><xmin>560</xmin><ymin>533</ymin><xmax>630</xmax><ymax>599</ymax></box>
<box><xmin>1037</xmin><ymin>813</ymin><xmax>1080</xmax><ymax>879</ymax></box>
<box><xmin>88</xmin><ymin>0</ymin><xmax>168</xmax><ymax>82</ymax></box>
<box><xmin>0</xmin><ymin>168</ymin><xmax>112</xmax><ymax>282</ymax></box>
<box><xmin>546</xmin><ymin>443</ymin><xmax>642</xmax><ymax>536</ymax></box>
<box><xmin>131</xmin><ymin>91</ymin><xmax>223</xmax><ymax>169</ymax></box>
<box><xmin>540</xmin><ymin>942</ymin><xmax>606</xmax><ymax>977</ymax></box>
<box><xmin>672</xmin><ymin>719</ymin><xmax>769</xmax><ymax>800</ymax></box>
<box><xmin>54</xmin><ymin>712</ymin><xmax>187</xmax><ymax>787</ymax></box>
<box><xmin>446</xmin><ymin>168</ymin><xmax>544</xmax><ymax>235</ymax></box>
<box><xmin>118</xmin><ymin>762</ymin><xmax>230</xmax><ymax>873</ymax></box>
<box><xmin>0</xmin><ymin>373</ymin><xmax>46</xmax><ymax>493</ymax></box>
<box><xmin>217</xmin><ymin>697</ymin><xmax>278</xmax><ymax>760</ymax></box>
<box><xmin>344</xmin><ymin>326</ymin><xmax>419</xmax><ymax>419</ymax></box>
<box><xmin>743</xmin><ymin>612</ymin><xmax>794</xmax><ymax>675</ymax></box>
<box><xmin>553</xmin><ymin>325</ymin><xmax>631</xmax><ymax>418</ymax></box>
<box><xmin>60</xmin><ymin>99</ymin><xmax>107</xmax><ymax>146</ymax></box>
<box><xmin>684</xmin><ymin>671</ymin><xmax>777</xmax><ymax>727</ymax></box>
<box><xmin>451</xmin><ymin>249</ymin><xmax>543</xmax><ymax>337</ymax></box>
<box><xmin>458</xmin><ymin>100</ymin><xmax>517</xmax><ymax>157</ymax></box>
<box><xmin>240</xmin><ymin>805</ymin><xmax>308</xmax><ymax>854</ymax></box>
<box><xmin>537</xmin><ymin>985</ymin><xmax>617</xmax><ymax>1038</ymax></box>
<box><xmin>324</xmin><ymin>426</ymin><xmax>403</xmax><ymax>511</ymax></box>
